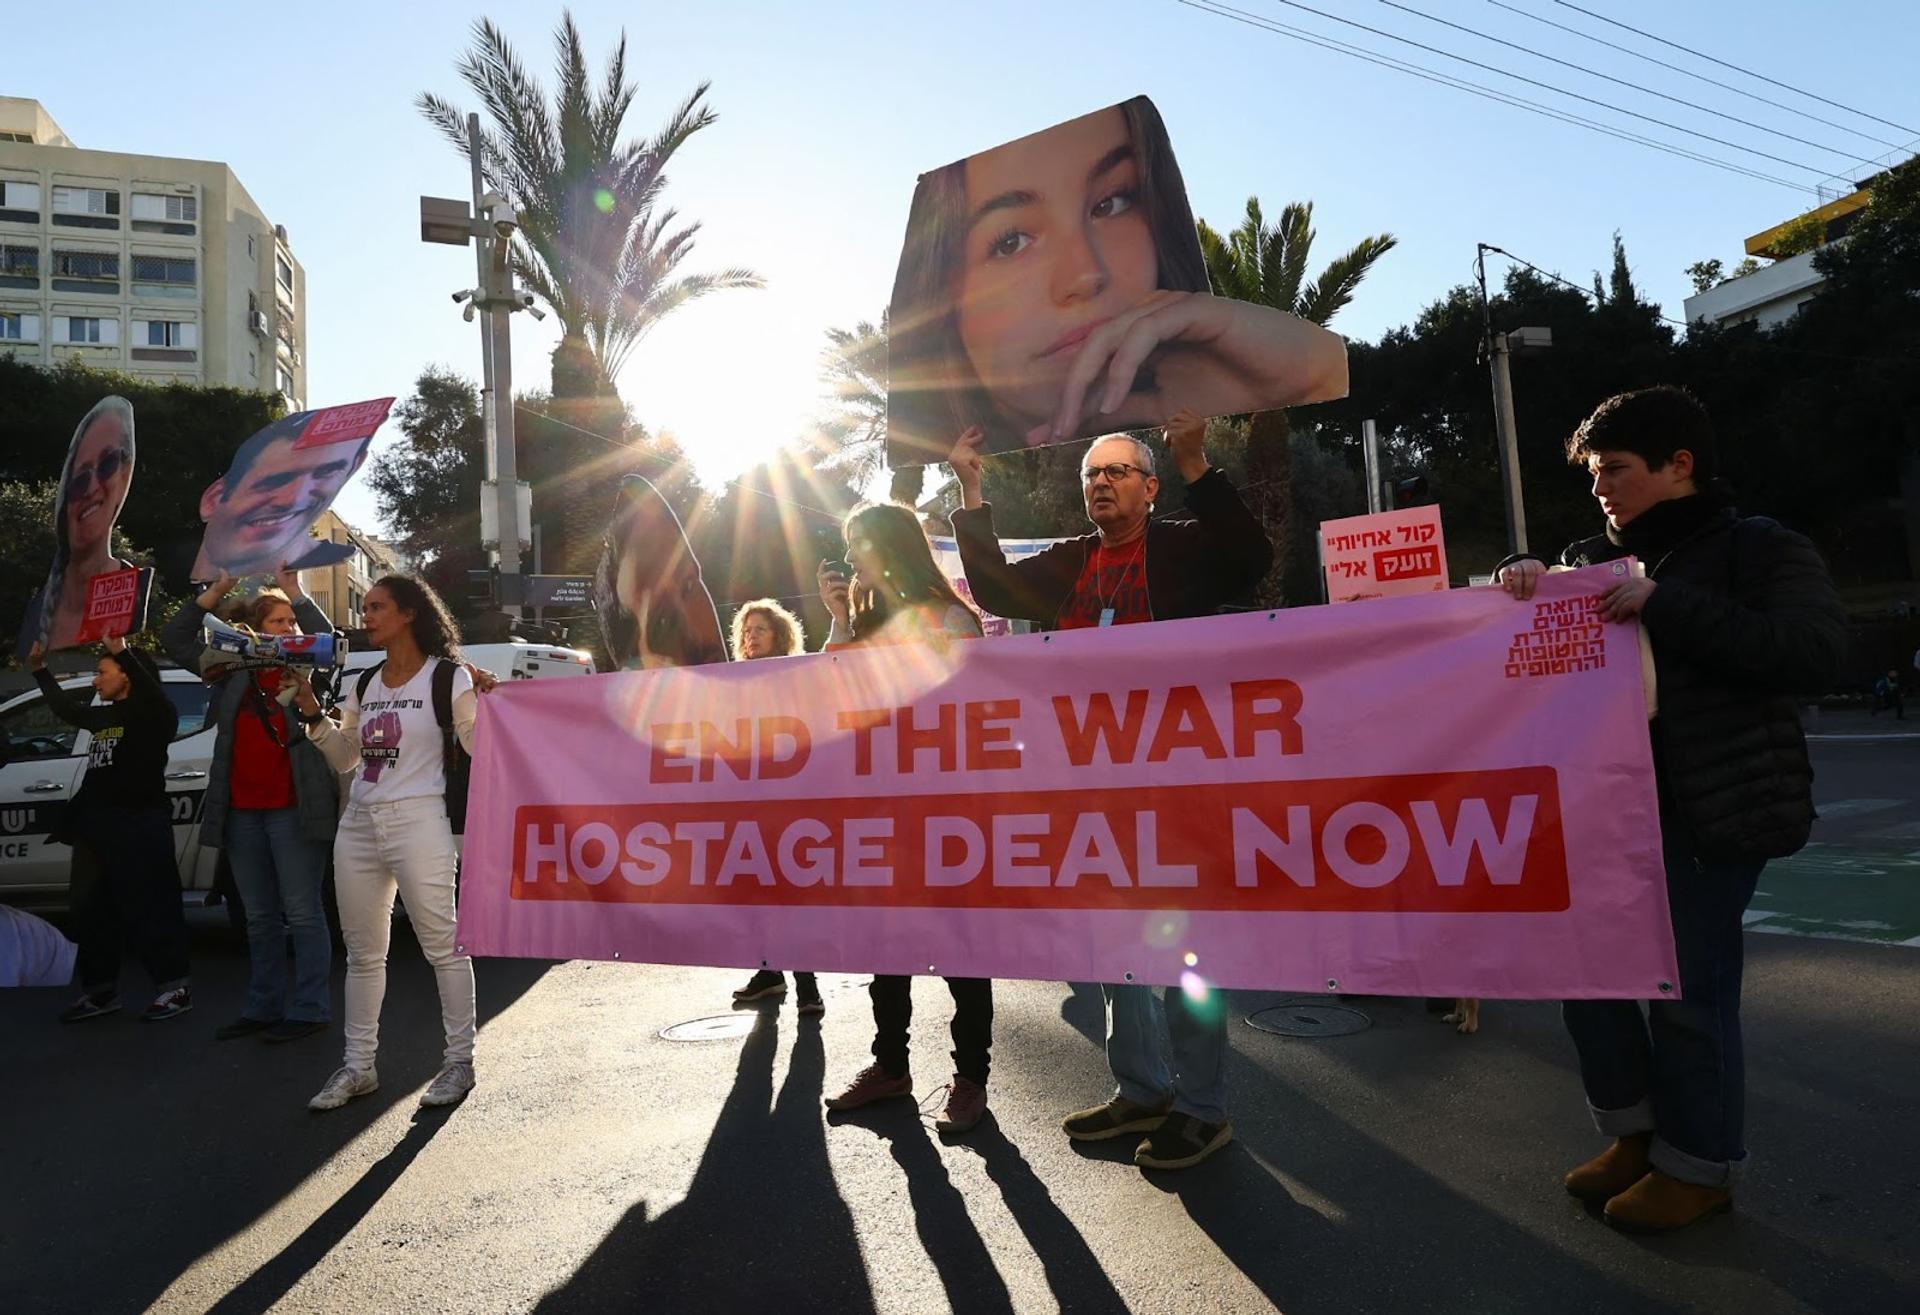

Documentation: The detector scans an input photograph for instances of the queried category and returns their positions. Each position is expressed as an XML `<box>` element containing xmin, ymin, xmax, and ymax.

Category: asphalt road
<box><xmin>2</xmin><ymin>729</ymin><xmax>1916</xmax><ymax>1315</ymax></box>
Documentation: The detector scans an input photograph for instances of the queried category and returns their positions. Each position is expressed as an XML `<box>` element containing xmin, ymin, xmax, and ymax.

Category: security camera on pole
<box><xmin>419</xmin><ymin>113</ymin><xmax>543</xmax><ymax>614</ymax></box>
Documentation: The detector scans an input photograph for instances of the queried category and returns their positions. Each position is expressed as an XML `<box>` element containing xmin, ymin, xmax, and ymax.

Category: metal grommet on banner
<box><xmin>1123</xmin><ymin>971</ymin><xmax>1135</xmax><ymax>982</ymax></box>
<box><xmin>927</xmin><ymin>964</ymin><xmax>936</xmax><ymax>973</ymax></box>
<box><xmin>1657</xmin><ymin>981</ymin><xmax>1673</xmax><ymax>993</ymax></box>
<box><xmin>1325</xmin><ymin>977</ymin><xmax>1339</xmax><ymax>992</ymax></box>
<box><xmin>613</xmin><ymin>950</ymin><xmax>621</xmax><ymax>959</ymax></box>
<box><xmin>456</xmin><ymin>944</ymin><xmax>464</xmax><ymax>954</ymax></box>
<box><xmin>1267</xmin><ymin>612</ymin><xmax>1276</xmax><ymax>620</ymax></box>
<box><xmin>760</xmin><ymin>959</ymin><xmax>770</xmax><ymax>969</ymax></box>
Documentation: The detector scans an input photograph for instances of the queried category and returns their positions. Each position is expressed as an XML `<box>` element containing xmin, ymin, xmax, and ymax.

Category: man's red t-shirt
<box><xmin>1055</xmin><ymin>538</ymin><xmax>1150</xmax><ymax>629</ymax></box>
<box><xmin>228</xmin><ymin>670</ymin><xmax>296</xmax><ymax>811</ymax></box>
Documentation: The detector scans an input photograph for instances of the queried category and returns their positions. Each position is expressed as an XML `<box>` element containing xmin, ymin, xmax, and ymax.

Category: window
<box><xmin>247</xmin><ymin>235</ymin><xmax>255</xmax><ymax>259</ymax></box>
<box><xmin>277</xmin><ymin>364</ymin><xmax>296</xmax><ymax>396</ymax></box>
<box><xmin>144</xmin><ymin>320</ymin><xmax>195</xmax><ymax>348</ymax></box>
<box><xmin>59</xmin><ymin>316</ymin><xmax>117</xmax><ymax>345</ymax></box>
<box><xmin>0</xmin><ymin>179</ymin><xmax>40</xmax><ymax>220</ymax></box>
<box><xmin>162</xmin><ymin>680</ymin><xmax>212</xmax><ymax>741</ymax></box>
<box><xmin>0</xmin><ymin>689</ymin><xmax>82</xmax><ymax>760</ymax></box>
<box><xmin>131</xmin><ymin>253</ymin><xmax>196</xmax><ymax>295</ymax></box>
<box><xmin>275</xmin><ymin>254</ymin><xmax>294</xmax><ymax>293</ymax></box>
<box><xmin>0</xmin><ymin>312</ymin><xmax>39</xmax><ymax>341</ymax></box>
<box><xmin>0</xmin><ymin>244</ymin><xmax>35</xmax><ymax>289</ymax></box>
<box><xmin>51</xmin><ymin>249</ymin><xmax>118</xmax><ymax>292</ymax></box>
<box><xmin>51</xmin><ymin>186</ymin><xmax>120</xmax><ymax>229</ymax></box>
<box><xmin>131</xmin><ymin>193</ymin><xmax>196</xmax><ymax>223</ymax></box>
<box><xmin>248</xmin><ymin>349</ymin><xmax>257</xmax><ymax>378</ymax></box>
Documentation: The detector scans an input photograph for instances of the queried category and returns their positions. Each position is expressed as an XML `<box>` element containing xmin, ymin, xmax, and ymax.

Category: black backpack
<box><xmin>354</xmin><ymin>658</ymin><xmax>472</xmax><ymax>835</ymax></box>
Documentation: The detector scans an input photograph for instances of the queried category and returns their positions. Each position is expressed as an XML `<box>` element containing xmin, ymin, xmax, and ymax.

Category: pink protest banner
<box><xmin>457</xmin><ymin>561</ymin><xmax>1676</xmax><ymax>999</ymax></box>
<box><xmin>1321</xmin><ymin>505</ymin><xmax>1449</xmax><ymax>603</ymax></box>
<box><xmin>72</xmin><ymin>567</ymin><xmax>147</xmax><ymax>643</ymax></box>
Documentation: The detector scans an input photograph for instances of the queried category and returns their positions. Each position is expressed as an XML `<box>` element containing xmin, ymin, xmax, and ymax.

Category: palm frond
<box><xmin>1293</xmin><ymin>233</ymin><xmax>1399</xmax><ymax>327</ymax></box>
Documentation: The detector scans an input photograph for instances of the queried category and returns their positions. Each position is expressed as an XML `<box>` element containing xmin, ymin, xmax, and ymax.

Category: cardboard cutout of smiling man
<box><xmin>13</xmin><ymin>395</ymin><xmax>153</xmax><ymax>657</ymax></box>
<box><xmin>190</xmin><ymin>398</ymin><xmax>394</xmax><ymax>580</ymax></box>
<box><xmin>885</xmin><ymin>96</ymin><xmax>1349</xmax><ymax>469</ymax></box>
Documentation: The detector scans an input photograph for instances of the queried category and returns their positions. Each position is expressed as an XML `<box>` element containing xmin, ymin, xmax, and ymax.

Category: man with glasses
<box><xmin>947</xmin><ymin>408</ymin><xmax>1271</xmax><ymax>1170</ymax></box>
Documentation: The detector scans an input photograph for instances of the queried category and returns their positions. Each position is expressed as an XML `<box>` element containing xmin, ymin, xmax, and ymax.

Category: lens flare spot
<box><xmin>594</xmin><ymin>188</ymin><xmax>616</xmax><ymax>214</ymax></box>
<box><xmin>1180</xmin><ymin>970</ymin><xmax>1210</xmax><ymax>1003</ymax></box>
<box><xmin>1143</xmin><ymin>911</ymin><xmax>1188</xmax><ymax>949</ymax></box>
<box><xmin>1183</xmin><ymin>951</ymin><xmax>1198</xmax><ymax>967</ymax></box>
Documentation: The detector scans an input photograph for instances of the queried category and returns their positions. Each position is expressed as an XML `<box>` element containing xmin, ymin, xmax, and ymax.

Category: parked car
<box><xmin>0</xmin><ymin>665</ymin><xmax>216</xmax><ymax>913</ymax></box>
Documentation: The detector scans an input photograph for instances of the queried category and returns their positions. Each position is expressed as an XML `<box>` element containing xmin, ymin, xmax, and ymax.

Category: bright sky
<box><xmin>10</xmin><ymin>0</ymin><xmax>1917</xmax><ymax>534</ymax></box>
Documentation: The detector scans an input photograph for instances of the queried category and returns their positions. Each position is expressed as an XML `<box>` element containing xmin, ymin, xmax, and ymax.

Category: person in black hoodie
<box><xmin>1496</xmin><ymin>386</ymin><xmax>1845</xmax><ymax>1232</ymax></box>
<box><xmin>31</xmin><ymin>634</ymin><xmax>191</xmax><ymax>1023</ymax></box>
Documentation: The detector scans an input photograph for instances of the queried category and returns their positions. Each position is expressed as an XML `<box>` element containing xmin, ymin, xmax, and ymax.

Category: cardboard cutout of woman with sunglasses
<box><xmin>886</xmin><ymin>97</ymin><xmax>1349</xmax><ymax>469</ymax></box>
<box><xmin>14</xmin><ymin>396</ymin><xmax>146</xmax><ymax>657</ymax></box>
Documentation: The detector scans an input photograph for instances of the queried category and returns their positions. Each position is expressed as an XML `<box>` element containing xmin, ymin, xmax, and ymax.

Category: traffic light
<box><xmin>1393</xmin><ymin>475</ymin><xmax>1431</xmax><ymax>509</ymax></box>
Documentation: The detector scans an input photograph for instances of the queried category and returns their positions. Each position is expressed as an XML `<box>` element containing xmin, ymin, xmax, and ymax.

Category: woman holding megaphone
<box><xmin>162</xmin><ymin>567</ymin><xmax>339</xmax><ymax>1045</ymax></box>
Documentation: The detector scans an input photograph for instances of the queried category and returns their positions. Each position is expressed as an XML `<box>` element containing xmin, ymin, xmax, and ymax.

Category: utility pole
<box><xmin>1486</xmin><ymin>331</ymin><xmax>1529</xmax><ymax>557</ymax></box>
<box><xmin>1361</xmin><ymin>418</ymin><xmax>1384</xmax><ymax>515</ymax></box>
<box><xmin>1475</xmin><ymin>244</ymin><xmax>1551</xmax><ymax>559</ymax></box>
<box><xmin>420</xmin><ymin>115</ymin><xmax>542</xmax><ymax>619</ymax></box>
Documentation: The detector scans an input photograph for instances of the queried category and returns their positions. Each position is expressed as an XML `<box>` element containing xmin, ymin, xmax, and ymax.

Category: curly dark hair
<box><xmin>370</xmin><ymin>574</ymin><xmax>462</xmax><ymax>661</ymax></box>
<box><xmin>1565</xmin><ymin>385</ymin><xmax>1717</xmax><ymax>484</ymax></box>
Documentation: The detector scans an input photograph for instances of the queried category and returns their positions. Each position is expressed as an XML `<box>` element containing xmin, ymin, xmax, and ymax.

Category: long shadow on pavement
<box><xmin>956</xmin><ymin>1119</ymin><xmax>1131</xmax><ymax>1315</ymax></box>
<box><xmin>0</xmin><ymin>919</ymin><xmax>551</xmax><ymax>1315</ymax></box>
<box><xmin>532</xmin><ymin>1009</ymin><xmax>876</xmax><ymax>1315</ymax></box>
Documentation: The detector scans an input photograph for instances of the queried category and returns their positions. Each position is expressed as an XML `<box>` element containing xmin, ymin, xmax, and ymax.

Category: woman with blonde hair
<box><xmin>725</xmin><ymin>598</ymin><xmax>825</xmax><ymax>1015</ymax></box>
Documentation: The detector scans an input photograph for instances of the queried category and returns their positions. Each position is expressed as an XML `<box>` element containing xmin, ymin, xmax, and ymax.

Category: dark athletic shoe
<box><xmin>59</xmin><ymin>992</ymin><xmax>121</xmax><ymax>1024</ymax></box>
<box><xmin>262</xmin><ymin>1019</ymin><xmax>328</xmax><ymax>1044</ymax></box>
<box><xmin>142</xmin><ymin>988</ymin><xmax>193</xmax><ymax>1022</ymax></box>
<box><xmin>1134</xmin><ymin>1112</ymin><xmax>1234</xmax><ymax>1170</ymax></box>
<box><xmin>216</xmin><ymin>1016</ymin><xmax>278</xmax><ymax>1041</ymax></box>
<box><xmin>732</xmin><ymin>970</ymin><xmax>787</xmax><ymax>1003</ymax></box>
<box><xmin>1062</xmin><ymin>1095</ymin><xmax>1171</xmax><ymax>1142</ymax></box>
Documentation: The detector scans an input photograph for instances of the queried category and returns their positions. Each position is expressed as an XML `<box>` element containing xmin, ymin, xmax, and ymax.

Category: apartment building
<box><xmin>298</xmin><ymin>510</ymin><xmax>399</xmax><ymax>630</ymax></box>
<box><xmin>0</xmin><ymin>97</ymin><xmax>306</xmax><ymax>406</ymax></box>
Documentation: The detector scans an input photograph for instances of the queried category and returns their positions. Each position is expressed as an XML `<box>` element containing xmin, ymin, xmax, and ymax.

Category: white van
<box><xmin>339</xmin><ymin>639</ymin><xmax>596</xmax><ymax>684</ymax></box>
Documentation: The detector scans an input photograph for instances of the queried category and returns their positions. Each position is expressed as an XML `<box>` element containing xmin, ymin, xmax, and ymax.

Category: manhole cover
<box><xmin>1245</xmin><ymin>1000</ymin><xmax>1372</xmax><ymax>1038</ymax></box>
<box><xmin>659</xmin><ymin>1014</ymin><xmax>757</xmax><ymax>1043</ymax></box>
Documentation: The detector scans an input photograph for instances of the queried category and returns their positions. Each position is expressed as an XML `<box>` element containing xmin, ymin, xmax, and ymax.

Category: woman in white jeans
<box><xmin>291</xmin><ymin>575</ymin><xmax>479</xmax><ymax>1112</ymax></box>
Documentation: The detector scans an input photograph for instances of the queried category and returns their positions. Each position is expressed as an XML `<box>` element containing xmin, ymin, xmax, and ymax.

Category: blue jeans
<box><xmin>1104</xmin><ymin>983</ymin><xmax>1228</xmax><ymax>1124</ymax></box>
<box><xmin>1562</xmin><ymin>828</ymin><xmax>1764</xmax><ymax>1186</ymax></box>
<box><xmin>226</xmin><ymin>807</ymin><xmax>333</xmax><ymax>1023</ymax></box>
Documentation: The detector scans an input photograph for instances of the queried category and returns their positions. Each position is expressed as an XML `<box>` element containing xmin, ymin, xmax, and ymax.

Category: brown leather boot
<box><xmin>1603</xmin><ymin>1169</ymin><xmax>1732</xmax><ymax>1232</ymax></box>
<box><xmin>1564</xmin><ymin>1132</ymin><xmax>1652</xmax><ymax>1203</ymax></box>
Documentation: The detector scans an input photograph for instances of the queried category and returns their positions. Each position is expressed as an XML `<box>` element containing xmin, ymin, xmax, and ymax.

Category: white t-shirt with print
<box><xmin>341</xmin><ymin>661</ymin><xmax>474</xmax><ymax>807</ymax></box>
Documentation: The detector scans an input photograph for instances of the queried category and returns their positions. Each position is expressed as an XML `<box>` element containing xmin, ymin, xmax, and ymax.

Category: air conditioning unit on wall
<box><xmin>248</xmin><ymin>310</ymin><xmax>268</xmax><ymax>335</ymax></box>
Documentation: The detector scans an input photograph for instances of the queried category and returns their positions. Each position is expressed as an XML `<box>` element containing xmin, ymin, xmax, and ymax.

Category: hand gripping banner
<box><xmin>457</xmin><ymin>562</ymin><xmax>1678</xmax><ymax>999</ymax></box>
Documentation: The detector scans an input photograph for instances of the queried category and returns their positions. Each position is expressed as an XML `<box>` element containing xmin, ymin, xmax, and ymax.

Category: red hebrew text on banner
<box><xmin>73</xmin><ymin>568</ymin><xmax>144</xmax><ymax>643</ymax></box>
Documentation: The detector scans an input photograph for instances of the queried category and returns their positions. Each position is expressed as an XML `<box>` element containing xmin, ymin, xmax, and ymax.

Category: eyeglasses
<box><xmin>1082</xmin><ymin>462</ymin><xmax>1144</xmax><ymax>485</ymax></box>
<box><xmin>67</xmin><ymin>448</ymin><xmax>129</xmax><ymax>498</ymax></box>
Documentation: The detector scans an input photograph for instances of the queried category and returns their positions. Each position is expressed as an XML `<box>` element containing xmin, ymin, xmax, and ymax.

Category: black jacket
<box><xmin>35</xmin><ymin>651</ymin><xmax>177</xmax><ymax>816</ymax></box>
<box><xmin>951</xmin><ymin>468</ymin><xmax>1273</xmax><ymax>627</ymax></box>
<box><xmin>1510</xmin><ymin>504</ymin><xmax>1845</xmax><ymax>861</ymax></box>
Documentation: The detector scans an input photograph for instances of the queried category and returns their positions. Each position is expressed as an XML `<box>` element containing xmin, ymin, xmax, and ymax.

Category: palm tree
<box><xmin>1198</xmin><ymin>198</ymin><xmax>1396</xmax><ymax>604</ymax></box>
<box><xmin>812</xmin><ymin>314</ymin><xmax>889</xmax><ymax>488</ymax></box>
<box><xmin>809</xmin><ymin>312</ymin><xmax>927</xmax><ymax>505</ymax></box>
<box><xmin>419</xmin><ymin>12</ymin><xmax>762</xmax><ymax>399</ymax></box>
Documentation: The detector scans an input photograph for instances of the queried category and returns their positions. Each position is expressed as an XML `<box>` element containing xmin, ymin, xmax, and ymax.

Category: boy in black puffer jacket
<box><xmin>1497</xmin><ymin>386</ymin><xmax>1845</xmax><ymax>1233</ymax></box>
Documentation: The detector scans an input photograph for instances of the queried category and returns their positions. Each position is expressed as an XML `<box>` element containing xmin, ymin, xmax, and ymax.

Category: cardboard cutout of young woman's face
<box><xmin>886</xmin><ymin>97</ymin><xmax>1349</xmax><ymax>467</ymax></box>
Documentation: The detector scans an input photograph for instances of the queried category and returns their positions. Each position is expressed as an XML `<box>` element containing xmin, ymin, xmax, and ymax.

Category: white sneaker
<box><xmin>308</xmin><ymin>1065</ymin><xmax>379</xmax><ymax>1112</ymax></box>
<box><xmin>419</xmin><ymin>1062</ymin><xmax>475</xmax><ymax>1108</ymax></box>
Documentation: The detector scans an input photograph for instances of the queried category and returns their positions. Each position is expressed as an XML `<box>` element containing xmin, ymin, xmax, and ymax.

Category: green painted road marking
<box><xmin>1748</xmin><ymin>843</ymin><xmax>1920</xmax><ymax>947</ymax></box>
